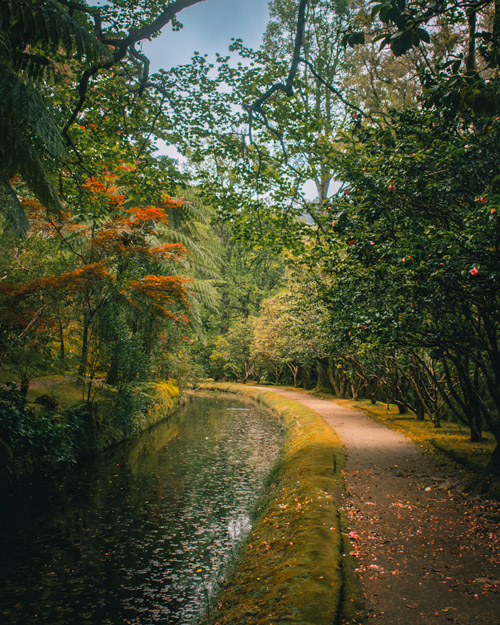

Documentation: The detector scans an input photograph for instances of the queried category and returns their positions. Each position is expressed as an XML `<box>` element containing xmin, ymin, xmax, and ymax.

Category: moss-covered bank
<box><xmin>201</xmin><ymin>383</ymin><xmax>361</xmax><ymax>625</ymax></box>
<box><xmin>1</xmin><ymin>379</ymin><xmax>181</xmax><ymax>487</ymax></box>
<box><xmin>88</xmin><ymin>379</ymin><xmax>181</xmax><ymax>450</ymax></box>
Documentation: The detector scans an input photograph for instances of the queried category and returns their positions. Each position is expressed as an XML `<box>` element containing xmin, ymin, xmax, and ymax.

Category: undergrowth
<box><xmin>1</xmin><ymin>377</ymin><xmax>180</xmax><ymax>487</ymax></box>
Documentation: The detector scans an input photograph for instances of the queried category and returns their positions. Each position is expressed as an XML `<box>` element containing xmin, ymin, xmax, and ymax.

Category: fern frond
<box><xmin>0</xmin><ymin>68</ymin><xmax>64</xmax><ymax>216</ymax></box>
<box><xmin>162</xmin><ymin>198</ymin><xmax>208</xmax><ymax>232</ymax></box>
<box><xmin>12</xmin><ymin>132</ymin><xmax>64</xmax><ymax>214</ymax></box>
<box><xmin>1</xmin><ymin>0</ymin><xmax>110</xmax><ymax>65</ymax></box>
<box><xmin>0</xmin><ymin>173</ymin><xmax>30</xmax><ymax>236</ymax></box>
<box><xmin>188</xmin><ymin>279</ymin><xmax>220</xmax><ymax>311</ymax></box>
<box><xmin>13</xmin><ymin>52</ymin><xmax>54</xmax><ymax>82</ymax></box>
<box><xmin>0</xmin><ymin>67</ymin><xmax>65</xmax><ymax>159</ymax></box>
<box><xmin>159</xmin><ymin>228</ymin><xmax>220</xmax><ymax>277</ymax></box>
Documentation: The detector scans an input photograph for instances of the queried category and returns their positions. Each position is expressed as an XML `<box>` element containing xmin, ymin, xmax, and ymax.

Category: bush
<box><xmin>0</xmin><ymin>383</ymin><xmax>75</xmax><ymax>485</ymax></box>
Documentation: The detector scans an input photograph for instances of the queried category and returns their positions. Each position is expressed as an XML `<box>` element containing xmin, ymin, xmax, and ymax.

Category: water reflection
<box><xmin>0</xmin><ymin>394</ymin><xmax>283</xmax><ymax>625</ymax></box>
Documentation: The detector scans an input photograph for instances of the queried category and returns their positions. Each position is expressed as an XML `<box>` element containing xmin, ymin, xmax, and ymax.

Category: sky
<box><xmin>140</xmin><ymin>0</ymin><xmax>323</xmax><ymax>199</ymax></box>
<box><xmin>143</xmin><ymin>0</ymin><xmax>271</xmax><ymax>72</ymax></box>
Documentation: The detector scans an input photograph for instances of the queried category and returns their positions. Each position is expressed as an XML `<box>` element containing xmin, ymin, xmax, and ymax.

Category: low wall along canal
<box><xmin>0</xmin><ymin>393</ymin><xmax>284</xmax><ymax>625</ymax></box>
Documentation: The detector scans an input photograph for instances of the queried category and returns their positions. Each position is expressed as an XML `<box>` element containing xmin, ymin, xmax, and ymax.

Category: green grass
<box><xmin>201</xmin><ymin>383</ymin><xmax>363</xmax><ymax>625</ymax></box>
<box><xmin>330</xmin><ymin>396</ymin><xmax>496</xmax><ymax>475</ymax></box>
<box><xmin>26</xmin><ymin>374</ymin><xmax>85</xmax><ymax>408</ymax></box>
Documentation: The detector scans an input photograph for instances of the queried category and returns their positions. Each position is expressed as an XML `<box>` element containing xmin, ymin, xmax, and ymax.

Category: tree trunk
<box><xmin>466</xmin><ymin>10</ymin><xmax>477</xmax><ymax>72</ymax></box>
<box><xmin>486</xmin><ymin>444</ymin><xmax>500</xmax><ymax>476</ymax></box>
<box><xmin>470</xmin><ymin>417</ymin><xmax>482</xmax><ymax>443</ymax></box>
<box><xmin>316</xmin><ymin>358</ymin><xmax>334</xmax><ymax>393</ymax></box>
<box><xmin>415</xmin><ymin>402</ymin><xmax>425</xmax><ymax>421</ymax></box>
<box><xmin>328</xmin><ymin>366</ymin><xmax>341</xmax><ymax>396</ymax></box>
<box><xmin>396</xmin><ymin>401</ymin><xmax>408</xmax><ymax>414</ymax></box>
<box><xmin>20</xmin><ymin>375</ymin><xmax>30</xmax><ymax>397</ymax></box>
<box><xmin>299</xmin><ymin>365</ymin><xmax>311</xmax><ymax>389</ymax></box>
<box><xmin>288</xmin><ymin>364</ymin><xmax>299</xmax><ymax>387</ymax></box>
<box><xmin>106</xmin><ymin>357</ymin><xmax>119</xmax><ymax>386</ymax></box>
<box><xmin>58</xmin><ymin>318</ymin><xmax>65</xmax><ymax>361</ymax></box>
<box><xmin>78</xmin><ymin>311</ymin><xmax>91</xmax><ymax>377</ymax></box>
<box><xmin>351</xmin><ymin>383</ymin><xmax>358</xmax><ymax>401</ymax></box>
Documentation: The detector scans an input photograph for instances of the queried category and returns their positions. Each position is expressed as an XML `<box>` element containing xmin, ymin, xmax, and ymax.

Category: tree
<box><xmin>252</xmin><ymin>279</ymin><xmax>332</xmax><ymax>387</ymax></box>
<box><xmin>1</xmin><ymin>0</ymin><xmax>225</xmax><ymax>232</ymax></box>
<box><xmin>0</xmin><ymin>173</ymin><xmax>191</xmax><ymax>397</ymax></box>
<box><xmin>0</xmin><ymin>0</ymin><xmax>108</xmax><ymax>232</ymax></box>
<box><xmin>320</xmin><ymin>103</ymin><xmax>500</xmax><ymax>465</ymax></box>
<box><xmin>210</xmin><ymin>317</ymin><xmax>256</xmax><ymax>383</ymax></box>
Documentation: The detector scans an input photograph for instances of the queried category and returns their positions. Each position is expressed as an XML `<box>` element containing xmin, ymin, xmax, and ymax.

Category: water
<box><xmin>0</xmin><ymin>393</ymin><xmax>283</xmax><ymax>625</ymax></box>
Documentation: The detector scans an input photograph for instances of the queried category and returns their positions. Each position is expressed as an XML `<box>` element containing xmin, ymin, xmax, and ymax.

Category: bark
<box><xmin>485</xmin><ymin>444</ymin><xmax>500</xmax><ymax>476</ymax></box>
<box><xmin>415</xmin><ymin>402</ymin><xmax>425</xmax><ymax>422</ymax></box>
<box><xmin>351</xmin><ymin>383</ymin><xmax>358</xmax><ymax>401</ymax></box>
<box><xmin>78</xmin><ymin>311</ymin><xmax>91</xmax><ymax>377</ymax></box>
<box><xmin>299</xmin><ymin>365</ymin><xmax>312</xmax><ymax>389</ymax></box>
<box><xmin>58</xmin><ymin>318</ymin><xmax>65</xmax><ymax>361</ymax></box>
<box><xmin>287</xmin><ymin>362</ymin><xmax>299</xmax><ymax>387</ymax></box>
<box><xmin>396</xmin><ymin>401</ymin><xmax>408</xmax><ymax>414</ymax></box>
<box><xmin>466</xmin><ymin>9</ymin><xmax>477</xmax><ymax>72</ymax></box>
<box><xmin>316</xmin><ymin>357</ymin><xmax>334</xmax><ymax>393</ymax></box>
<box><xmin>20</xmin><ymin>376</ymin><xmax>30</xmax><ymax>397</ymax></box>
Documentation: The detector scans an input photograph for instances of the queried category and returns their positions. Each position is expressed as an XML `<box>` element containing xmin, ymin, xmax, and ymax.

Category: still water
<box><xmin>0</xmin><ymin>393</ymin><xmax>283</xmax><ymax>625</ymax></box>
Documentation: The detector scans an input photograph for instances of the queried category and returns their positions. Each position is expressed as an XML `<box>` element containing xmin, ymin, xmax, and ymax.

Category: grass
<box><xmin>26</xmin><ymin>374</ymin><xmax>85</xmax><ymax>408</ymax></box>
<box><xmin>320</xmin><ymin>394</ymin><xmax>496</xmax><ymax>476</ymax></box>
<box><xmin>201</xmin><ymin>383</ymin><xmax>363</xmax><ymax>625</ymax></box>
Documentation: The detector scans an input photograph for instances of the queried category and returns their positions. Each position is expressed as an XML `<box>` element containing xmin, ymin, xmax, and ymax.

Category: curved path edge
<box><xmin>249</xmin><ymin>387</ymin><xmax>500</xmax><ymax>625</ymax></box>
<box><xmin>200</xmin><ymin>383</ymin><xmax>352</xmax><ymax>625</ymax></box>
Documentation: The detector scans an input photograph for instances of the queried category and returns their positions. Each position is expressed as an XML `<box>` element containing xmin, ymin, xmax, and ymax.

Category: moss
<box><xmin>201</xmin><ymin>383</ymin><xmax>362</xmax><ymax>625</ymax></box>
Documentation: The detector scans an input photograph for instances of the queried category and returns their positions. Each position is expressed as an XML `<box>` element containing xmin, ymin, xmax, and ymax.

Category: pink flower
<box><xmin>470</xmin><ymin>266</ymin><xmax>479</xmax><ymax>276</ymax></box>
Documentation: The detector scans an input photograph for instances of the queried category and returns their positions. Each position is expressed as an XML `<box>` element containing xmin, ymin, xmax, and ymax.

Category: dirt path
<box><xmin>250</xmin><ymin>387</ymin><xmax>500</xmax><ymax>625</ymax></box>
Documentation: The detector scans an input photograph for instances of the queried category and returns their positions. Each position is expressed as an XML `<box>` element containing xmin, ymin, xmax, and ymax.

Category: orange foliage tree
<box><xmin>0</xmin><ymin>171</ymin><xmax>191</xmax><ymax>395</ymax></box>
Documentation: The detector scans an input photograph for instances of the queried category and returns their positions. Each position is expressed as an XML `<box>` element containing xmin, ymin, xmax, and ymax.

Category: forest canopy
<box><xmin>1</xmin><ymin>0</ymin><xmax>500</xmax><ymax>476</ymax></box>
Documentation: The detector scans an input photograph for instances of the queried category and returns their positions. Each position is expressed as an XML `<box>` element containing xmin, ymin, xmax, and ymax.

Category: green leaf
<box><xmin>417</xmin><ymin>28</ymin><xmax>431</xmax><ymax>44</ymax></box>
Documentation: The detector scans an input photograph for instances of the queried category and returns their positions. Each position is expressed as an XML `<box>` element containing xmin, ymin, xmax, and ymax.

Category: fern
<box><xmin>13</xmin><ymin>52</ymin><xmax>54</xmax><ymax>81</ymax></box>
<box><xmin>0</xmin><ymin>0</ymin><xmax>111</xmax><ymax>233</ymax></box>
<box><xmin>1</xmin><ymin>0</ymin><xmax>110</xmax><ymax>65</ymax></box>
<box><xmin>0</xmin><ymin>174</ymin><xmax>30</xmax><ymax>236</ymax></box>
<box><xmin>0</xmin><ymin>68</ymin><xmax>65</xmax><ymax>194</ymax></box>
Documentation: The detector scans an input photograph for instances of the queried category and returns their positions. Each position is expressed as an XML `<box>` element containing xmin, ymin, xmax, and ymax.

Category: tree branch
<box><xmin>129</xmin><ymin>44</ymin><xmax>151</xmax><ymax>95</ymax></box>
<box><xmin>248</xmin><ymin>0</ymin><xmax>308</xmax><ymax>119</ymax></box>
<box><xmin>299</xmin><ymin>57</ymin><xmax>384</xmax><ymax>125</ymax></box>
<box><xmin>63</xmin><ymin>0</ymin><xmax>207</xmax><ymax>140</ymax></box>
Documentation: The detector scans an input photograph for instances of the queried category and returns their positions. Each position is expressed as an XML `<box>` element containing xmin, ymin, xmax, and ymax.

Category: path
<box><xmin>250</xmin><ymin>387</ymin><xmax>500</xmax><ymax>625</ymax></box>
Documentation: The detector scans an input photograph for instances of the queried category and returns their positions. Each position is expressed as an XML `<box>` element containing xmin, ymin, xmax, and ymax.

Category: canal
<box><xmin>0</xmin><ymin>393</ymin><xmax>283</xmax><ymax>625</ymax></box>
